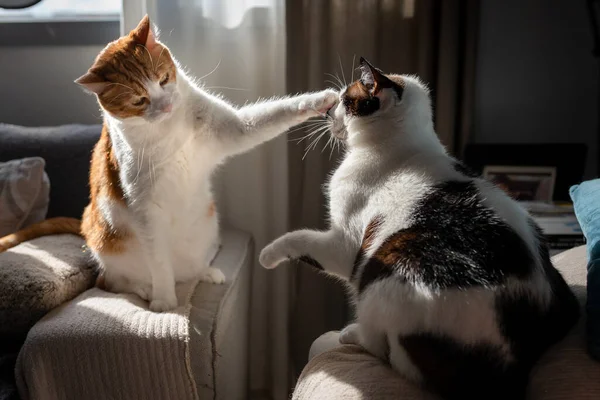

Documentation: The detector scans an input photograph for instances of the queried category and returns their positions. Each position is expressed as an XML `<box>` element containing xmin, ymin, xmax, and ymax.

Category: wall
<box><xmin>474</xmin><ymin>0</ymin><xmax>598</xmax><ymax>178</ymax></box>
<box><xmin>0</xmin><ymin>45</ymin><xmax>104</xmax><ymax>126</ymax></box>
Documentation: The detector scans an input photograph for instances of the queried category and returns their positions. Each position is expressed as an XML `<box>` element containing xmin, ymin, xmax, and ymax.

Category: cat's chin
<box><xmin>331</xmin><ymin>127</ymin><xmax>347</xmax><ymax>140</ymax></box>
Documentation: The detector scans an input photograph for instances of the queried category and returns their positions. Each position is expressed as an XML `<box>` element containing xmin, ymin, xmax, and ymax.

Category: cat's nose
<box><xmin>162</xmin><ymin>103</ymin><xmax>173</xmax><ymax>113</ymax></box>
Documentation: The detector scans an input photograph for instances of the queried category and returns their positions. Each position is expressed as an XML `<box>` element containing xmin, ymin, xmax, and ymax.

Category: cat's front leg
<box><xmin>340</xmin><ymin>322</ymin><xmax>389</xmax><ymax>362</ymax></box>
<box><xmin>339</xmin><ymin>323</ymin><xmax>361</xmax><ymax>345</ymax></box>
<box><xmin>136</xmin><ymin>206</ymin><xmax>178</xmax><ymax>312</ymax></box>
<box><xmin>259</xmin><ymin>228</ymin><xmax>355</xmax><ymax>279</ymax></box>
<box><xmin>219</xmin><ymin>89</ymin><xmax>338</xmax><ymax>157</ymax></box>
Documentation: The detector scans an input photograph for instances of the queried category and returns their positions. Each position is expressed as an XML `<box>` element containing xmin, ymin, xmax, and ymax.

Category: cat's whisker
<box><xmin>136</xmin><ymin>44</ymin><xmax>154</xmax><ymax>71</ymax></box>
<box><xmin>106</xmin><ymin>91</ymin><xmax>133</xmax><ymax>106</ymax></box>
<box><xmin>307</xmin><ymin>129</ymin><xmax>328</xmax><ymax>153</ymax></box>
<box><xmin>304</xmin><ymin>132</ymin><xmax>324</xmax><ymax>154</ymax></box>
<box><xmin>286</xmin><ymin>122</ymin><xmax>327</xmax><ymax>138</ymax></box>
<box><xmin>291</xmin><ymin>125</ymin><xmax>328</xmax><ymax>144</ymax></box>
<box><xmin>106</xmin><ymin>82</ymin><xmax>136</xmax><ymax>93</ymax></box>
<box><xmin>322</xmin><ymin>133</ymin><xmax>334</xmax><ymax>154</ymax></box>
<box><xmin>308</xmin><ymin>132</ymin><xmax>329</xmax><ymax>156</ymax></box>
<box><xmin>324</xmin><ymin>79</ymin><xmax>342</xmax><ymax>91</ymax></box>
<box><xmin>204</xmin><ymin>86</ymin><xmax>249</xmax><ymax>92</ymax></box>
<box><xmin>338</xmin><ymin>54</ymin><xmax>347</xmax><ymax>86</ymax></box>
<box><xmin>325</xmin><ymin>73</ymin><xmax>345</xmax><ymax>90</ymax></box>
<box><xmin>133</xmin><ymin>135</ymin><xmax>147</xmax><ymax>186</ymax></box>
<box><xmin>328</xmin><ymin>136</ymin><xmax>338</xmax><ymax>160</ymax></box>
<box><xmin>154</xmin><ymin>46</ymin><xmax>166</xmax><ymax>73</ymax></box>
<box><xmin>198</xmin><ymin>59</ymin><xmax>222</xmax><ymax>82</ymax></box>
<box><xmin>303</xmin><ymin>124</ymin><xmax>330</xmax><ymax>138</ymax></box>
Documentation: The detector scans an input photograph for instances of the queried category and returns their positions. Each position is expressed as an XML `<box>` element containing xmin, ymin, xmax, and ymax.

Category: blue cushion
<box><xmin>570</xmin><ymin>179</ymin><xmax>600</xmax><ymax>360</ymax></box>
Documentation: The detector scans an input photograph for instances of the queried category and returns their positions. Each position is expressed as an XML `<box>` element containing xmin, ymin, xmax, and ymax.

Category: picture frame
<box><xmin>483</xmin><ymin>165</ymin><xmax>557</xmax><ymax>203</ymax></box>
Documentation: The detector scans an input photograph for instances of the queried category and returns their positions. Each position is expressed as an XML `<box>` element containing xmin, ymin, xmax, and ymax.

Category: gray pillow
<box><xmin>0</xmin><ymin>235</ymin><xmax>96</xmax><ymax>335</ymax></box>
<box><xmin>0</xmin><ymin>157</ymin><xmax>50</xmax><ymax>236</ymax></box>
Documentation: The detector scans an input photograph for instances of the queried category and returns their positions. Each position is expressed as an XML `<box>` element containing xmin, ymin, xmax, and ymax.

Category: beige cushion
<box><xmin>295</xmin><ymin>246</ymin><xmax>600</xmax><ymax>400</ymax></box>
<box><xmin>0</xmin><ymin>157</ymin><xmax>50</xmax><ymax>236</ymax></box>
<box><xmin>0</xmin><ymin>234</ymin><xmax>96</xmax><ymax>335</ymax></box>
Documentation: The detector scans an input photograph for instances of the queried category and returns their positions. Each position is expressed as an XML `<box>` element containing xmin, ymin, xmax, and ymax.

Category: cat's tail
<box><xmin>0</xmin><ymin>217</ymin><xmax>81</xmax><ymax>252</ymax></box>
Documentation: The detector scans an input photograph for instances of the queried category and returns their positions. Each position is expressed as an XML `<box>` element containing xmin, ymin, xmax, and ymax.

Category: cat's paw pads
<box><xmin>339</xmin><ymin>323</ymin><xmax>360</xmax><ymax>345</ymax></box>
<box><xmin>199</xmin><ymin>267</ymin><xmax>226</xmax><ymax>284</ymax></box>
<box><xmin>149</xmin><ymin>296</ymin><xmax>178</xmax><ymax>312</ymax></box>
<box><xmin>259</xmin><ymin>243</ymin><xmax>289</xmax><ymax>269</ymax></box>
<box><xmin>298</xmin><ymin>90</ymin><xmax>338</xmax><ymax>116</ymax></box>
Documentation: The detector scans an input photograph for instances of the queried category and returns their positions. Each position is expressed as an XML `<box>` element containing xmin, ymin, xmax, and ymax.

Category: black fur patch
<box><xmin>453</xmin><ymin>160</ymin><xmax>480</xmax><ymax>178</ymax></box>
<box><xmin>343</xmin><ymin>93</ymin><xmax>380</xmax><ymax>117</ymax></box>
<box><xmin>495</xmin><ymin>220</ymin><xmax>580</xmax><ymax>367</ymax></box>
<box><xmin>342</xmin><ymin>76</ymin><xmax>404</xmax><ymax>117</ymax></box>
<box><xmin>400</xmin><ymin>333</ymin><xmax>526</xmax><ymax>400</ymax></box>
<box><xmin>358</xmin><ymin>181</ymin><xmax>534</xmax><ymax>293</ymax></box>
<box><xmin>298</xmin><ymin>255</ymin><xmax>324</xmax><ymax>271</ymax></box>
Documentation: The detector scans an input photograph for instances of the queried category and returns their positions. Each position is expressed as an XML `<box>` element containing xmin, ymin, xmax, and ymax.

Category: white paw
<box><xmin>259</xmin><ymin>242</ymin><xmax>289</xmax><ymax>269</ymax></box>
<box><xmin>149</xmin><ymin>296</ymin><xmax>178</xmax><ymax>312</ymax></box>
<box><xmin>199</xmin><ymin>267</ymin><xmax>226</xmax><ymax>284</ymax></box>
<box><xmin>131</xmin><ymin>284</ymin><xmax>151</xmax><ymax>301</ymax></box>
<box><xmin>298</xmin><ymin>89</ymin><xmax>338</xmax><ymax>116</ymax></box>
<box><xmin>339</xmin><ymin>323</ymin><xmax>361</xmax><ymax>345</ymax></box>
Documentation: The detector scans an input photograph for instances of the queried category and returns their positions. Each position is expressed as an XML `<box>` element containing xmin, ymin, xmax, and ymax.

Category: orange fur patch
<box><xmin>207</xmin><ymin>201</ymin><xmax>216</xmax><ymax>218</ymax></box>
<box><xmin>0</xmin><ymin>217</ymin><xmax>81</xmax><ymax>252</ymax></box>
<box><xmin>81</xmin><ymin>124</ymin><xmax>131</xmax><ymax>254</ymax></box>
<box><xmin>75</xmin><ymin>15</ymin><xmax>177</xmax><ymax>119</ymax></box>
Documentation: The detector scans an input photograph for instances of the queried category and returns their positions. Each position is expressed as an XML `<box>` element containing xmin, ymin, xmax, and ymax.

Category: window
<box><xmin>0</xmin><ymin>0</ymin><xmax>121</xmax><ymax>22</ymax></box>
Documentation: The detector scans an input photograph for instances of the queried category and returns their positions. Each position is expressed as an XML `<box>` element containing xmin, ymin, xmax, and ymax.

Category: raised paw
<box><xmin>259</xmin><ymin>242</ymin><xmax>289</xmax><ymax>270</ymax></box>
<box><xmin>339</xmin><ymin>323</ymin><xmax>361</xmax><ymax>345</ymax></box>
<box><xmin>298</xmin><ymin>89</ymin><xmax>338</xmax><ymax>116</ymax></box>
<box><xmin>199</xmin><ymin>267</ymin><xmax>226</xmax><ymax>284</ymax></box>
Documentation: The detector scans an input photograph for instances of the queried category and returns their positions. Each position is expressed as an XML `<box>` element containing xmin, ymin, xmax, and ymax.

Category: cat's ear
<box><xmin>130</xmin><ymin>14</ymin><xmax>159</xmax><ymax>52</ymax></box>
<box><xmin>75</xmin><ymin>71</ymin><xmax>107</xmax><ymax>94</ymax></box>
<box><xmin>359</xmin><ymin>57</ymin><xmax>392</xmax><ymax>95</ymax></box>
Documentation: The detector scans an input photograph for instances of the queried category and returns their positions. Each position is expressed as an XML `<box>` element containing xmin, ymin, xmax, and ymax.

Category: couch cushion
<box><xmin>0</xmin><ymin>234</ymin><xmax>95</xmax><ymax>335</ymax></box>
<box><xmin>294</xmin><ymin>245</ymin><xmax>600</xmax><ymax>400</ymax></box>
<box><xmin>15</xmin><ymin>229</ymin><xmax>252</xmax><ymax>400</ymax></box>
<box><xmin>0</xmin><ymin>157</ymin><xmax>49</xmax><ymax>237</ymax></box>
<box><xmin>0</xmin><ymin>123</ymin><xmax>101</xmax><ymax>219</ymax></box>
<box><xmin>0</xmin><ymin>234</ymin><xmax>96</xmax><ymax>400</ymax></box>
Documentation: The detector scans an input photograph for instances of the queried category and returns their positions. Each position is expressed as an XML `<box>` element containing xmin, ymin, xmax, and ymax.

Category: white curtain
<box><xmin>123</xmin><ymin>1</ymin><xmax>291</xmax><ymax>398</ymax></box>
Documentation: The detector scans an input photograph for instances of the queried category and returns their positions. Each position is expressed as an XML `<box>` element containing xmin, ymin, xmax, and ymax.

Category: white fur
<box><xmin>94</xmin><ymin>52</ymin><xmax>337</xmax><ymax>312</ymax></box>
<box><xmin>260</xmin><ymin>74</ymin><xmax>550</xmax><ymax>381</ymax></box>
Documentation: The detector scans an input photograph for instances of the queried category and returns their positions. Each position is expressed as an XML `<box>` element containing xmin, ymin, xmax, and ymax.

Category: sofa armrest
<box><xmin>16</xmin><ymin>229</ymin><xmax>253</xmax><ymax>400</ymax></box>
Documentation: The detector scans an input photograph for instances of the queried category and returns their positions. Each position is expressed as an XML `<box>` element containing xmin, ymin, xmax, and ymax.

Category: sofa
<box><xmin>0</xmin><ymin>124</ymin><xmax>252</xmax><ymax>400</ymax></box>
<box><xmin>293</xmin><ymin>245</ymin><xmax>600</xmax><ymax>399</ymax></box>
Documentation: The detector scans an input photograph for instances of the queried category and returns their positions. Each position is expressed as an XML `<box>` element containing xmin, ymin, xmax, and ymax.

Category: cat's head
<box><xmin>75</xmin><ymin>15</ymin><xmax>178</xmax><ymax>123</ymax></box>
<box><xmin>328</xmin><ymin>57</ymin><xmax>432</xmax><ymax>147</ymax></box>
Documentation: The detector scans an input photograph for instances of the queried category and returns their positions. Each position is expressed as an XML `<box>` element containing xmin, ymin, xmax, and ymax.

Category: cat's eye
<box><xmin>132</xmin><ymin>97</ymin><xmax>148</xmax><ymax>106</ymax></box>
<box><xmin>160</xmin><ymin>73</ymin><xmax>169</xmax><ymax>86</ymax></box>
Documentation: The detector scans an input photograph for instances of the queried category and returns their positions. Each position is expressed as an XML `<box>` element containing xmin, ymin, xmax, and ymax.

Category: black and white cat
<box><xmin>260</xmin><ymin>58</ymin><xmax>580</xmax><ymax>399</ymax></box>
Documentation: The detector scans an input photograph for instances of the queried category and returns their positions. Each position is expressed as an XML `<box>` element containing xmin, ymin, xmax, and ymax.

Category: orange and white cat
<box><xmin>0</xmin><ymin>15</ymin><xmax>335</xmax><ymax>312</ymax></box>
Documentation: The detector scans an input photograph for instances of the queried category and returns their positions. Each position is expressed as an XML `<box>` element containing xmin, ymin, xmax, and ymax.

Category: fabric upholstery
<box><xmin>570</xmin><ymin>179</ymin><xmax>600</xmax><ymax>359</ymax></box>
<box><xmin>16</xmin><ymin>229</ymin><xmax>253</xmax><ymax>400</ymax></box>
<box><xmin>295</xmin><ymin>245</ymin><xmax>600</xmax><ymax>400</ymax></box>
<box><xmin>0</xmin><ymin>234</ymin><xmax>95</xmax><ymax>335</ymax></box>
<box><xmin>0</xmin><ymin>157</ymin><xmax>49</xmax><ymax>237</ymax></box>
<box><xmin>0</xmin><ymin>123</ymin><xmax>101</xmax><ymax>219</ymax></box>
<box><xmin>0</xmin><ymin>234</ymin><xmax>96</xmax><ymax>400</ymax></box>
